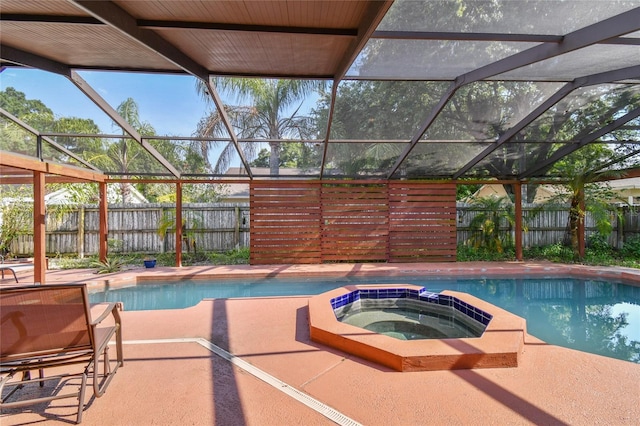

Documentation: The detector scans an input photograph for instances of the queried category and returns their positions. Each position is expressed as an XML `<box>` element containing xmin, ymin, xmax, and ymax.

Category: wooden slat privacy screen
<box><xmin>250</xmin><ymin>181</ymin><xmax>456</xmax><ymax>264</ymax></box>
<box><xmin>388</xmin><ymin>182</ymin><xmax>457</xmax><ymax>262</ymax></box>
<box><xmin>250</xmin><ymin>182</ymin><xmax>322</xmax><ymax>264</ymax></box>
<box><xmin>321</xmin><ymin>184</ymin><xmax>389</xmax><ymax>262</ymax></box>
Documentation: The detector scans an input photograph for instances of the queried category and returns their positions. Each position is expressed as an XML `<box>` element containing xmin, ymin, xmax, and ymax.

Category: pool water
<box><xmin>89</xmin><ymin>275</ymin><xmax>640</xmax><ymax>363</ymax></box>
<box><xmin>339</xmin><ymin>306</ymin><xmax>484</xmax><ymax>340</ymax></box>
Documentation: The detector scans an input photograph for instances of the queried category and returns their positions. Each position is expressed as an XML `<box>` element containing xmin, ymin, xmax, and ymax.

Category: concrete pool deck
<box><xmin>1</xmin><ymin>261</ymin><xmax>639</xmax><ymax>425</ymax></box>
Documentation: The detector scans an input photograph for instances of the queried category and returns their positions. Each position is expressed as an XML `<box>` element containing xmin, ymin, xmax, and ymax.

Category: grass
<box><xmin>457</xmin><ymin>237</ymin><xmax>640</xmax><ymax>269</ymax></box>
<box><xmin>47</xmin><ymin>242</ymin><xmax>638</xmax><ymax>271</ymax></box>
<box><xmin>48</xmin><ymin>247</ymin><xmax>251</xmax><ymax>270</ymax></box>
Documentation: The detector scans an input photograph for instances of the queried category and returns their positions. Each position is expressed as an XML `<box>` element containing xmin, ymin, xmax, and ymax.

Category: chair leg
<box><xmin>103</xmin><ymin>347</ymin><xmax>110</xmax><ymax>375</ymax></box>
<box><xmin>77</xmin><ymin>370</ymin><xmax>88</xmax><ymax>424</ymax></box>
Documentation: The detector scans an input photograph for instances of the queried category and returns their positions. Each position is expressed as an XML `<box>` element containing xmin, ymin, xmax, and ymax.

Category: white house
<box><xmin>45</xmin><ymin>184</ymin><xmax>148</xmax><ymax>204</ymax></box>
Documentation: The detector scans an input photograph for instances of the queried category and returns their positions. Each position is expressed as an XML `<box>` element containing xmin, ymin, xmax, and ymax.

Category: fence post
<box><xmin>616</xmin><ymin>206</ymin><xmax>625</xmax><ymax>249</ymax></box>
<box><xmin>78</xmin><ymin>206</ymin><xmax>85</xmax><ymax>258</ymax></box>
<box><xmin>515</xmin><ymin>182</ymin><xmax>523</xmax><ymax>261</ymax></box>
<box><xmin>99</xmin><ymin>182</ymin><xmax>108</xmax><ymax>262</ymax></box>
<box><xmin>578</xmin><ymin>185</ymin><xmax>586</xmax><ymax>258</ymax></box>
<box><xmin>176</xmin><ymin>183</ymin><xmax>183</xmax><ymax>267</ymax></box>
<box><xmin>234</xmin><ymin>206</ymin><xmax>240</xmax><ymax>247</ymax></box>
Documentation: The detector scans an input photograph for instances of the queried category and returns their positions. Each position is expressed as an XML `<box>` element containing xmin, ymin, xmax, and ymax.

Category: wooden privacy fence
<box><xmin>10</xmin><ymin>203</ymin><xmax>250</xmax><ymax>256</ymax></box>
<box><xmin>7</xmin><ymin>198</ymin><xmax>639</xmax><ymax>260</ymax></box>
<box><xmin>250</xmin><ymin>181</ymin><xmax>457</xmax><ymax>264</ymax></box>
<box><xmin>457</xmin><ymin>203</ymin><xmax>640</xmax><ymax>248</ymax></box>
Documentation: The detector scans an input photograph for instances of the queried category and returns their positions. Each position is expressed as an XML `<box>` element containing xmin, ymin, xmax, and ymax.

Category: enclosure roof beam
<box><xmin>595</xmin><ymin>150</ymin><xmax>640</xmax><ymax>176</ymax></box>
<box><xmin>205</xmin><ymin>77</ymin><xmax>253</xmax><ymax>178</ymax></box>
<box><xmin>1</xmin><ymin>13</ymin><xmax>357</xmax><ymax>37</ymax></box>
<box><xmin>0</xmin><ymin>150</ymin><xmax>106</xmax><ymax>182</ymax></box>
<box><xmin>320</xmin><ymin>83</ymin><xmax>339</xmax><ymax>178</ymax></box>
<box><xmin>68</xmin><ymin>0</ymin><xmax>209</xmax><ymax>81</ymax></box>
<box><xmin>321</xmin><ymin>0</ymin><xmax>393</xmax><ymax>177</ymax></box>
<box><xmin>0</xmin><ymin>107</ymin><xmax>101</xmax><ymax>172</ymax></box>
<box><xmin>452</xmin><ymin>82</ymin><xmax>578</xmax><ymax>180</ymax></box>
<box><xmin>333</xmin><ymin>0</ymin><xmax>394</xmax><ymax>82</ymax></box>
<box><xmin>138</xmin><ymin>19</ymin><xmax>357</xmax><ymax>37</ymax></box>
<box><xmin>68</xmin><ymin>1</ymin><xmax>255</xmax><ymax>177</ymax></box>
<box><xmin>386</xmin><ymin>82</ymin><xmax>458</xmax><ymax>179</ymax></box>
<box><xmin>0</xmin><ymin>45</ymin><xmax>71</xmax><ymax>77</ymax></box>
<box><xmin>453</xmin><ymin>64</ymin><xmax>640</xmax><ymax>179</ymax></box>
<box><xmin>68</xmin><ymin>70</ymin><xmax>181</xmax><ymax>177</ymax></box>
<box><xmin>519</xmin><ymin>106</ymin><xmax>640</xmax><ymax>179</ymax></box>
<box><xmin>457</xmin><ymin>7</ymin><xmax>640</xmax><ymax>85</ymax></box>
<box><xmin>372</xmin><ymin>30</ymin><xmax>640</xmax><ymax>45</ymax></box>
<box><xmin>387</xmin><ymin>7</ymin><xmax>640</xmax><ymax>179</ymax></box>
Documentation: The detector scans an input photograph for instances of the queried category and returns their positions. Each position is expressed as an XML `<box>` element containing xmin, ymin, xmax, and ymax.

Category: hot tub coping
<box><xmin>309</xmin><ymin>284</ymin><xmax>527</xmax><ymax>372</ymax></box>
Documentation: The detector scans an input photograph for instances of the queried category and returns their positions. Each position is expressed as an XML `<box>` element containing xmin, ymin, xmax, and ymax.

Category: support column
<box><xmin>175</xmin><ymin>182</ymin><xmax>183</xmax><ymax>267</ymax></box>
<box><xmin>99</xmin><ymin>182</ymin><xmax>108</xmax><ymax>262</ymax></box>
<box><xmin>514</xmin><ymin>182</ymin><xmax>523</xmax><ymax>261</ymax></box>
<box><xmin>33</xmin><ymin>171</ymin><xmax>46</xmax><ymax>284</ymax></box>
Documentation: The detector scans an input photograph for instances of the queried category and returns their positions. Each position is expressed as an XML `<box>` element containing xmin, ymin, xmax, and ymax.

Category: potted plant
<box><xmin>143</xmin><ymin>256</ymin><xmax>157</xmax><ymax>268</ymax></box>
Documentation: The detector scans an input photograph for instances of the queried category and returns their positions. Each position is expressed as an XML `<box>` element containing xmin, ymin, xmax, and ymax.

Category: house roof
<box><xmin>1</xmin><ymin>1</ymin><xmax>639</xmax><ymax>182</ymax></box>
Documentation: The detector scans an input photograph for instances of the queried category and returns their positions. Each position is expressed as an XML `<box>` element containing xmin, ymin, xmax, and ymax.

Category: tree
<box><xmin>195</xmin><ymin>78</ymin><xmax>324</xmax><ymax>175</ymax></box>
<box><xmin>312</xmin><ymin>80</ymin><xmax>447</xmax><ymax>176</ymax></box>
<box><xmin>105</xmin><ymin>98</ymin><xmax>156</xmax><ymax>203</ymax></box>
<box><xmin>250</xmin><ymin>142</ymin><xmax>318</xmax><ymax>170</ymax></box>
<box><xmin>0</xmin><ymin>89</ymin><xmax>107</xmax><ymax>254</ymax></box>
<box><xmin>466</xmin><ymin>196</ymin><xmax>516</xmax><ymax>253</ymax></box>
<box><xmin>533</xmin><ymin>86</ymin><xmax>639</xmax><ymax>259</ymax></box>
<box><xmin>0</xmin><ymin>186</ymin><xmax>33</xmax><ymax>257</ymax></box>
<box><xmin>545</xmin><ymin>145</ymin><xmax>625</xmax><ymax>260</ymax></box>
<box><xmin>0</xmin><ymin>87</ymin><xmax>54</xmax><ymax>130</ymax></box>
<box><xmin>0</xmin><ymin>87</ymin><xmax>55</xmax><ymax>155</ymax></box>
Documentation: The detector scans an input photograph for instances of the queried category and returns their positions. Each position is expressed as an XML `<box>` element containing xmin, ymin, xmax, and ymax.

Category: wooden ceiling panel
<box><xmin>115</xmin><ymin>0</ymin><xmax>250</xmax><ymax>23</ymax></box>
<box><xmin>116</xmin><ymin>0</ymin><xmax>371</xmax><ymax>28</ymax></box>
<box><xmin>159</xmin><ymin>28</ymin><xmax>351</xmax><ymax>77</ymax></box>
<box><xmin>0</xmin><ymin>0</ymin><xmax>88</xmax><ymax>16</ymax></box>
<box><xmin>1</xmin><ymin>22</ymin><xmax>181</xmax><ymax>71</ymax></box>
<box><xmin>1</xmin><ymin>1</ymin><xmax>386</xmax><ymax>77</ymax></box>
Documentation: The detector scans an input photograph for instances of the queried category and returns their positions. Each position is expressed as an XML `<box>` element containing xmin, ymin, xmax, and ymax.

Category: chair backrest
<box><xmin>1</xmin><ymin>284</ymin><xmax>93</xmax><ymax>364</ymax></box>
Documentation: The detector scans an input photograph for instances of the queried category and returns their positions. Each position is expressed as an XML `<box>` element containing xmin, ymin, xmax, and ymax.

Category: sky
<box><xmin>1</xmin><ymin>68</ymin><xmax>322</xmax><ymax>139</ymax></box>
<box><xmin>1</xmin><ymin>67</ymin><xmax>323</xmax><ymax>174</ymax></box>
<box><xmin>1</xmin><ymin>68</ymin><xmax>213</xmax><ymax>137</ymax></box>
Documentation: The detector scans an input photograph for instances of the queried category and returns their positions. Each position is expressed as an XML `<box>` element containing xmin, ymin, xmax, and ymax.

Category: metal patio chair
<box><xmin>0</xmin><ymin>264</ymin><xmax>19</xmax><ymax>283</ymax></box>
<box><xmin>0</xmin><ymin>283</ymin><xmax>123</xmax><ymax>423</ymax></box>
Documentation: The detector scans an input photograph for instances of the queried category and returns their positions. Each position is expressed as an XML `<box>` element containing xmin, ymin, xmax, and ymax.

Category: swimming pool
<box><xmin>89</xmin><ymin>275</ymin><xmax>640</xmax><ymax>364</ymax></box>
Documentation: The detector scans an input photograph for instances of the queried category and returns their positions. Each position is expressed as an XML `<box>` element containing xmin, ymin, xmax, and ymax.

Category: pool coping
<box><xmin>64</xmin><ymin>261</ymin><xmax>640</xmax><ymax>291</ymax></box>
<box><xmin>308</xmin><ymin>284</ymin><xmax>526</xmax><ymax>372</ymax></box>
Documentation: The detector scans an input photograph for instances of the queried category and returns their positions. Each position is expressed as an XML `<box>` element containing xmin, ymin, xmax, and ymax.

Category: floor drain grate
<box><xmin>124</xmin><ymin>338</ymin><xmax>362</xmax><ymax>426</ymax></box>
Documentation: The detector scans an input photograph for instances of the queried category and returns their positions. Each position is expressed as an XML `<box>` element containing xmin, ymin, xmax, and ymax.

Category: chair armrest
<box><xmin>90</xmin><ymin>302</ymin><xmax>122</xmax><ymax>325</ymax></box>
<box><xmin>90</xmin><ymin>301</ymin><xmax>124</xmax><ymax>378</ymax></box>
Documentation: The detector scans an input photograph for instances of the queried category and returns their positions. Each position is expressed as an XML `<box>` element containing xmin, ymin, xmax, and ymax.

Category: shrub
<box><xmin>91</xmin><ymin>256</ymin><xmax>124</xmax><ymax>274</ymax></box>
<box><xmin>621</xmin><ymin>235</ymin><xmax>640</xmax><ymax>259</ymax></box>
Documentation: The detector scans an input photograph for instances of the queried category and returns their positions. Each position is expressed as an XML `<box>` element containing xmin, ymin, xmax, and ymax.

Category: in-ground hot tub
<box><xmin>309</xmin><ymin>284</ymin><xmax>527</xmax><ymax>372</ymax></box>
<box><xmin>334</xmin><ymin>288</ymin><xmax>491</xmax><ymax>340</ymax></box>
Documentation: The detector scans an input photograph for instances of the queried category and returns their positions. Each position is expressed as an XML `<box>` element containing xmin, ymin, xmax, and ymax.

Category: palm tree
<box><xmin>111</xmin><ymin>98</ymin><xmax>156</xmax><ymax>202</ymax></box>
<box><xmin>195</xmin><ymin>78</ymin><xmax>324</xmax><ymax>175</ymax></box>
<box><xmin>466</xmin><ymin>196</ymin><xmax>517</xmax><ymax>253</ymax></box>
<box><xmin>548</xmin><ymin>145</ymin><xmax>624</xmax><ymax>260</ymax></box>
